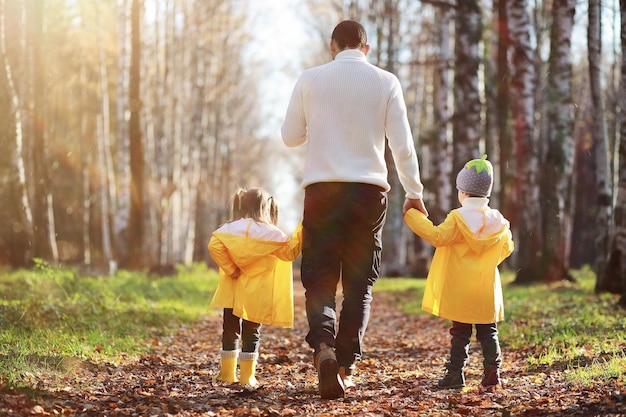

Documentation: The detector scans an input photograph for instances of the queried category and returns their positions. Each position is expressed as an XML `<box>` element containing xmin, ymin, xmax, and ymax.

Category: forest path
<box><xmin>2</xmin><ymin>280</ymin><xmax>624</xmax><ymax>416</ymax></box>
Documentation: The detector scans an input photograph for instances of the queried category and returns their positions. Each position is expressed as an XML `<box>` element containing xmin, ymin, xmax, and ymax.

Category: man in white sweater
<box><xmin>281</xmin><ymin>20</ymin><xmax>427</xmax><ymax>399</ymax></box>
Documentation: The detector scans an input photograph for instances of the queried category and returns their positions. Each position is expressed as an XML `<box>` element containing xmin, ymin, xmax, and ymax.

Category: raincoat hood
<box><xmin>213</xmin><ymin>220</ymin><xmax>289</xmax><ymax>268</ymax></box>
<box><xmin>453</xmin><ymin>197</ymin><xmax>511</xmax><ymax>255</ymax></box>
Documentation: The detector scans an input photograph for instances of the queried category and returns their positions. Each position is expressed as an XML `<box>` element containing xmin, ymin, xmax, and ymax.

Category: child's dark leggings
<box><xmin>221</xmin><ymin>308</ymin><xmax>262</xmax><ymax>353</ymax></box>
<box><xmin>448</xmin><ymin>321</ymin><xmax>502</xmax><ymax>371</ymax></box>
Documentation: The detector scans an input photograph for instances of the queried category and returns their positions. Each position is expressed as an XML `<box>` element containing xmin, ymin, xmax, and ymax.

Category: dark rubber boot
<box><xmin>481</xmin><ymin>365</ymin><xmax>500</xmax><ymax>388</ymax></box>
<box><xmin>437</xmin><ymin>367</ymin><xmax>465</xmax><ymax>389</ymax></box>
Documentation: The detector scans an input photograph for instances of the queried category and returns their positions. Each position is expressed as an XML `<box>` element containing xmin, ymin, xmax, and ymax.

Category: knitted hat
<box><xmin>456</xmin><ymin>155</ymin><xmax>493</xmax><ymax>197</ymax></box>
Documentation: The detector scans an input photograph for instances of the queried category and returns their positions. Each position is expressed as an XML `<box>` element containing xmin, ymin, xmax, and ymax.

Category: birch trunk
<box><xmin>27</xmin><ymin>0</ymin><xmax>56</xmax><ymax>261</ymax></box>
<box><xmin>194</xmin><ymin>1</ymin><xmax>220</xmax><ymax>262</ymax></box>
<box><xmin>485</xmin><ymin>0</ymin><xmax>507</xmax><ymax>211</ymax></box>
<box><xmin>540</xmin><ymin>0</ymin><xmax>576</xmax><ymax>282</ymax></box>
<box><xmin>114</xmin><ymin>0</ymin><xmax>131</xmax><ymax>264</ymax></box>
<box><xmin>402</xmin><ymin>3</ymin><xmax>454</xmax><ymax>278</ymax></box>
<box><xmin>126</xmin><ymin>0</ymin><xmax>145</xmax><ymax>269</ymax></box>
<box><xmin>142</xmin><ymin>0</ymin><xmax>162</xmax><ymax>266</ymax></box>
<box><xmin>601</xmin><ymin>0</ymin><xmax>626</xmax><ymax>303</ymax></box>
<box><xmin>372</xmin><ymin>0</ymin><xmax>407</xmax><ymax>276</ymax></box>
<box><xmin>588</xmin><ymin>0</ymin><xmax>614</xmax><ymax>292</ymax></box>
<box><xmin>452</xmin><ymin>0</ymin><xmax>482</xmax><ymax>192</ymax></box>
<box><xmin>161</xmin><ymin>0</ymin><xmax>177</xmax><ymax>265</ymax></box>
<box><xmin>96</xmin><ymin>115</ymin><xmax>113</xmax><ymax>266</ymax></box>
<box><xmin>181</xmin><ymin>0</ymin><xmax>201</xmax><ymax>265</ymax></box>
<box><xmin>431</xmin><ymin>5</ymin><xmax>453</xmax><ymax>225</ymax></box>
<box><xmin>618</xmin><ymin>0</ymin><xmax>626</xmax><ymax>303</ymax></box>
<box><xmin>80</xmin><ymin>73</ymin><xmax>92</xmax><ymax>267</ymax></box>
<box><xmin>508</xmin><ymin>0</ymin><xmax>543</xmax><ymax>283</ymax></box>
<box><xmin>0</xmin><ymin>0</ymin><xmax>34</xmax><ymax>266</ymax></box>
<box><xmin>96</xmin><ymin>25</ymin><xmax>116</xmax><ymax>270</ymax></box>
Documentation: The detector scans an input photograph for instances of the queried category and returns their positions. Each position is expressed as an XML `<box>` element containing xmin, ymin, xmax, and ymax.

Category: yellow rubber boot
<box><xmin>339</xmin><ymin>366</ymin><xmax>356</xmax><ymax>390</ymax></box>
<box><xmin>216</xmin><ymin>350</ymin><xmax>238</xmax><ymax>383</ymax></box>
<box><xmin>239</xmin><ymin>352</ymin><xmax>259</xmax><ymax>387</ymax></box>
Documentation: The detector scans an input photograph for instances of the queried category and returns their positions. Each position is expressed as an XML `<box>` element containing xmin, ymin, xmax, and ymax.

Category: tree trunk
<box><xmin>452</xmin><ymin>0</ymin><xmax>482</xmax><ymax>196</ymax></box>
<box><xmin>96</xmin><ymin>24</ymin><xmax>116</xmax><ymax>271</ymax></box>
<box><xmin>431</xmin><ymin>4</ymin><xmax>453</xmax><ymax>225</ymax></box>
<box><xmin>79</xmin><ymin>66</ymin><xmax>92</xmax><ymax>267</ymax></box>
<box><xmin>27</xmin><ymin>0</ymin><xmax>56</xmax><ymax>261</ymax></box>
<box><xmin>366</xmin><ymin>0</ymin><xmax>406</xmax><ymax>276</ymax></box>
<box><xmin>588</xmin><ymin>0</ymin><xmax>615</xmax><ymax>293</ymax></box>
<box><xmin>601</xmin><ymin>0</ymin><xmax>626</xmax><ymax>303</ymax></box>
<box><xmin>486</xmin><ymin>0</ymin><xmax>509</xmax><ymax>212</ymax></box>
<box><xmin>405</xmin><ymin>2</ymin><xmax>454</xmax><ymax>278</ymax></box>
<box><xmin>114</xmin><ymin>0</ymin><xmax>131</xmax><ymax>266</ymax></box>
<box><xmin>383</xmin><ymin>3</ymin><xmax>405</xmax><ymax>277</ymax></box>
<box><xmin>142</xmin><ymin>0</ymin><xmax>162</xmax><ymax>267</ymax></box>
<box><xmin>126</xmin><ymin>0</ymin><xmax>144</xmax><ymax>269</ymax></box>
<box><xmin>538</xmin><ymin>0</ymin><xmax>576</xmax><ymax>282</ymax></box>
<box><xmin>508</xmin><ymin>0</ymin><xmax>543</xmax><ymax>283</ymax></box>
<box><xmin>0</xmin><ymin>0</ymin><xmax>33</xmax><ymax>267</ymax></box>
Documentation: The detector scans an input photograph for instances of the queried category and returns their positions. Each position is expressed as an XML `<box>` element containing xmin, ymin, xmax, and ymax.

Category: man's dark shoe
<box><xmin>437</xmin><ymin>369</ymin><xmax>465</xmax><ymax>389</ymax></box>
<box><xmin>314</xmin><ymin>343</ymin><xmax>345</xmax><ymax>399</ymax></box>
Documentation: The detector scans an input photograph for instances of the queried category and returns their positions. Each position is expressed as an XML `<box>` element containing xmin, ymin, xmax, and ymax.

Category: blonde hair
<box><xmin>230</xmin><ymin>188</ymin><xmax>278</xmax><ymax>225</ymax></box>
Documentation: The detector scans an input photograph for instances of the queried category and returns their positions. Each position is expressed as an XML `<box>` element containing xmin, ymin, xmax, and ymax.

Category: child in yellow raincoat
<box><xmin>208</xmin><ymin>188</ymin><xmax>302</xmax><ymax>387</ymax></box>
<box><xmin>404</xmin><ymin>155</ymin><xmax>514</xmax><ymax>390</ymax></box>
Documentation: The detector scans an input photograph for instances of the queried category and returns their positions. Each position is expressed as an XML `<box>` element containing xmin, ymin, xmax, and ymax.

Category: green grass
<box><xmin>0</xmin><ymin>260</ymin><xmax>219</xmax><ymax>388</ymax></box>
<box><xmin>375</xmin><ymin>266</ymin><xmax>626</xmax><ymax>386</ymax></box>
<box><xmin>2</xmin><ymin>262</ymin><xmax>623</xmax><ymax>389</ymax></box>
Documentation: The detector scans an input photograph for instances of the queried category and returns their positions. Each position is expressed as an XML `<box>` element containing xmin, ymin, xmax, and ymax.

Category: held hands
<box><xmin>403</xmin><ymin>198</ymin><xmax>428</xmax><ymax>217</ymax></box>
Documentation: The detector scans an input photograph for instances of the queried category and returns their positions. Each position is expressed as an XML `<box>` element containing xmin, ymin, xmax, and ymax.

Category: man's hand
<box><xmin>403</xmin><ymin>198</ymin><xmax>428</xmax><ymax>217</ymax></box>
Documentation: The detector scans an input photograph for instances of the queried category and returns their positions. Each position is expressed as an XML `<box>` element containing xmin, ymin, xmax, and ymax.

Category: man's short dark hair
<box><xmin>331</xmin><ymin>20</ymin><xmax>367</xmax><ymax>50</ymax></box>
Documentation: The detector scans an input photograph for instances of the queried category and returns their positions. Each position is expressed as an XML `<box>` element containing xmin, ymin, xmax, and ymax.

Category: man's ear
<box><xmin>362</xmin><ymin>44</ymin><xmax>370</xmax><ymax>56</ymax></box>
<box><xmin>330</xmin><ymin>39</ymin><xmax>338</xmax><ymax>57</ymax></box>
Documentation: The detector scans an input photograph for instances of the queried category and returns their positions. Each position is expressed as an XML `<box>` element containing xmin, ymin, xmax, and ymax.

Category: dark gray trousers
<box><xmin>301</xmin><ymin>182</ymin><xmax>387</xmax><ymax>369</ymax></box>
<box><xmin>448</xmin><ymin>321</ymin><xmax>502</xmax><ymax>371</ymax></box>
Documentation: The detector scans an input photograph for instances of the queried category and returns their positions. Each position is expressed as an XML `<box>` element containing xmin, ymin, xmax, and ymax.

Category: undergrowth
<box><xmin>0</xmin><ymin>260</ymin><xmax>218</xmax><ymax>388</ymax></box>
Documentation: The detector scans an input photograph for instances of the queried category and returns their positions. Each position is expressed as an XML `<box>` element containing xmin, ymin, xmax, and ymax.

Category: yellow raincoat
<box><xmin>208</xmin><ymin>219</ymin><xmax>302</xmax><ymax>328</ymax></box>
<box><xmin>404</xmin><ymin>199</ymin><xmax>514</xmax><ymax>324</ymax></box>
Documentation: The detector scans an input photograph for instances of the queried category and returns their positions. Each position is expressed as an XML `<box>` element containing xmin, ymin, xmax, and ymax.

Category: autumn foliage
<box><xmin>1</xmin><ymin>268</ymin><xmax>625</xmax><ymax>416</ymax></box>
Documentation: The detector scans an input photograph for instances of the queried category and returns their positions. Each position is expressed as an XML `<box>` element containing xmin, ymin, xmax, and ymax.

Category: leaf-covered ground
<box><xmin>1</xmin><ymin>282</ymin><xmax>624</xmax><ymax>416</ymax></box>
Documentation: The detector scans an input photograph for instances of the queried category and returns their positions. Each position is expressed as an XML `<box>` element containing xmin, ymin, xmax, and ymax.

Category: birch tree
<box><xmin>369</xmin><ymin>0</ymin><xmax>408</xmax><ymax>275</ymax></box>
<box><xmin>508</xmin><ymin>0</ymin><xmax>543</xmax><ymax>282</ymax></box>
<box><xmin>599</xmin><ymin>0</ymin><xmax>626</xmax><ymax>304</ymax></box>
<box><xmin>0</xmin><ymin>0</ymin><xmax>33</xmax><ymax>267</ymax></box>
<box><xmin>402</xmin><ymin>1</ymin><xmax>454</xmax><ymax>277</ymax></box>
<box><xmin>617</xmin><ymin>0</ymin><xmax>626</xmax><ymax>304</ymax></box>
<box><xmin>538</xmin><ymin>0</ymin><xmax>576</xmax><ymax>282</ymax></box>
<box><xmin>114</xmin><ymin>0</ymin><xmax>131</xmax><ymax>269</ymax></box>
<box><xmin>452</xmin><ymin>0</ymin><xmax>482</xmax><ymax>190</ymax></box>
<box><xmin>430</xmin><ymin>3</ymin><xmax>453</xmax><ymax>225</ymax></box>
<box><xmin>26</xmin><ymin>0</ymin><xmax>56</xmax><ymax>261</ymax></box>
<box><xmin>96</xmin><ymin>4</ymin><xmax>117</xmax><ymax>272</ymax></box>
<box><xmin>486</xmin><ymin>0</ymin><xmax>509</xmax><ymax>213</ymax></box>
<box><xmin>589</xmin><ymin>0</ymin><xmax>615</xmax><ymax>292</ymax></box>
<box><xmin>126</xmin><ymin>0</ymin><xmax>144</xmax><ymax>269</ymax></box>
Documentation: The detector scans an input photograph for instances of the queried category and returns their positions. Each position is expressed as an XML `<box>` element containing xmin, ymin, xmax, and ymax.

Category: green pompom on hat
<box><xmin>456</xmin><ymin>155</ymin><xmax>493</xmax><ymax>197</ymax></box>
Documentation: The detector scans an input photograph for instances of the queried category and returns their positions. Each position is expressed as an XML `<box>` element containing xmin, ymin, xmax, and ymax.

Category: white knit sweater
<box><xmin>281</xmin><ymin>49</ymin><xmax>424</xmax><ymax>199</ymax></box>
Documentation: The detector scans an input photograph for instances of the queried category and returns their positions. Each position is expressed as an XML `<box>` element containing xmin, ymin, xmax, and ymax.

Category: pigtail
<box><xmin>269</xmin><ymin>196</ymin><xmax>279</xmax><ymax>225</ymax></box>
<box><xmin>231</xmin><ymin>188</ymin><xmax>246</xmax><ymax>220</ymax></box>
